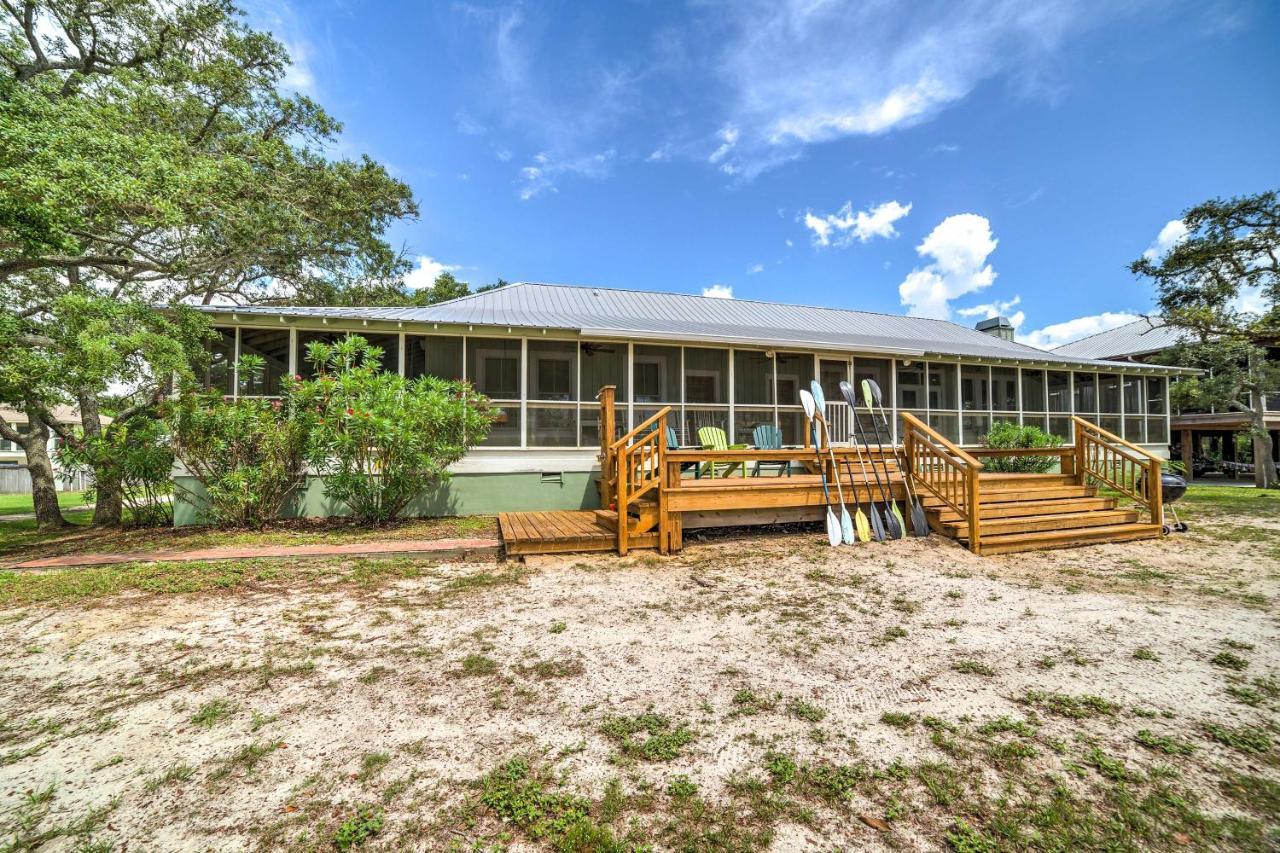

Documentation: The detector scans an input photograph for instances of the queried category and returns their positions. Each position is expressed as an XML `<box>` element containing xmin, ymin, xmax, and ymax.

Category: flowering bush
<box><xmin>292</xmin><ymin>335</ymin><xmax>493</xmax><ymax>523</ymax></box>
<box><xmin>57</xmin><ymin>414</ymin><xmax>174</xmax><ymax>526</ymax></box>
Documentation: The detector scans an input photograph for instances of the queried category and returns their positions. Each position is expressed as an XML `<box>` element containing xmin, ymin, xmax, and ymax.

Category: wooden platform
<box><xmin>498</xmin><ymin>511</ymin><xmax>657</xmax><ymax>555</ymax></box>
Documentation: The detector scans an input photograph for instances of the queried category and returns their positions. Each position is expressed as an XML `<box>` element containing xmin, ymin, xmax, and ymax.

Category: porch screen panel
<box><xmin>992</xmin><ymin>367</ymin><xmax>1018</xmax><ymax>432</ymax></box>
<box><xmin>929</xmin><ymin>363</ymin><xmax>958</xmax><ymax>409</ymax></box>
<box><xmin>200</xmin><ymin>327</ymin><xmax>236</xmax><ymax>395</ymax></box>
<box><xmin>580</xmin><ymin>341</ymin><xmax>628</xmax><ymax>445</ymax></box>
<box><xmin>853</xmin><ymin>358</ymin><xmax>891</xmax><ymax>436</ymax></box>
<box><xmin>735</xmin><ymin>409</ymin><xmax>775</xmax><ymax>446</ymax></box>
<box><xmin>734</xmin><ymin>350</ymin><xmax>774</xmax><ymax>405</ymax></box>
<box><xmin>684</xmin><ymin>347</ymin><xmax>727</xmax><ymax>404</ymax></box>
<box><xmin>1021</xmin><ymin>369</ymin><xmax>1047</xmax><ymax>432</ymax></box>
<box><xmin>896</xmin><ymin>362</ymin><xmax>926</xmax><ymax>410</ymax></box>
<box><xmin>775</xmin><ymin>352</ymin><xmax>811</xmax><ymax>445</ymax></box>
<box><xmin>405</xmin><ymin>335</ymin><xmax>463</xmax><ymax>381</ymax></box>
<box><xmin>819</xmin><ymin>359</ymin><xmax>847</xmax><ymax>399</ymax></box>
<box><xmin>526</xmin><ymin>339</ymin><xmax>578</xmax><ymax>446</ymax></box>
<box><xmin>1074</xmin><ymin>372</ymin><xmax>1097</xmax><ymax>415</ymax></box>
<box><xmin>960</xmin><ymin>365</ymin><xmax>990</xmax><ymax>411</ymax></box>
<box><xmin>297</xmin><ymin>331</ymin><xmax>398</xmax><ymax>379</ymax></box>
<box><xmin>633</xmin><ymin>346</ymin><xmax>680</xmax><ymax>404</ymax></box>
<box><xmin>1146</xmin><ymin>376</ymin><xmax>1169</xmax><ymax>445</ymax></box>
<box><xmin>1098</xmin><ymin>373</ymin><xmax>1121</xmax><ymax>434</ymax></box>
<box><xmin>238</xmin><ymin>328</ymin><xmax>291</xmax><ymax>396</ymax></box>
<box><xmin>1047</xmin><ymin>370</ymin><xmax>1072</xmax><ymax>440</ymax></box>
<box><xmin>467</xmin><ymin>337</ymin><xmax>521</xmax><ymax>446</ymax></box>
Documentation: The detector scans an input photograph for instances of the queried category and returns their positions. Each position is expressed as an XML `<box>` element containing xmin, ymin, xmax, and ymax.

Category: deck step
<box><xmin>975</xmin><ymin>523</ymin><xmax>1163</xmax><ymax>555</ymax></box>
<box><xmin>945</xmin><ymin>509</ymin><xmax>1139</xmax><ymax>538</ymax></box>
<box><xmin>930</xmin><ymin>496</ymin><xmax>1118</xmax><ymax>523</ymax></box>
<box><xmin>920</xmin><ymin>484</ymin><xmax>1096</xmax><ymax>505</ymax></box>
<box><xmin>981</xmin><ymin>473</ymin><xmax>1077</xmax><ymax>488</ymax></box>
<box><xmin>592</xmin><ymin>505</ymin><xmax>657</xmax><ymax>534</ymax></box>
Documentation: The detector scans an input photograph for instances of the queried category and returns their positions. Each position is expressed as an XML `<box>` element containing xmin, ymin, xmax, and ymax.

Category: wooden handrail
<box><xmin>901</xmin><ymin>413</ymin><xmax>984</xmax><ymax>469</ymax></box>
<box><xmin>1072</xmin><ymin>416</ymin><xmax>1162</xmax><ymax>525</ymax></box>
<box><xmin>901</xmin><ymin>412</ymin><xmax>983</xmax><ymax>552</ymax></box>
<box><xmin>610</xmin><ymin>406</ymin><xmax>673</xmax><ymax>452</ymax></box>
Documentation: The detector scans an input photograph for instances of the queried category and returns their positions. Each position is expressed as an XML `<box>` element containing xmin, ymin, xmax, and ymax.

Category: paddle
<box><xmin>809</xmin><ymin>381</ymin><xmax>856</xmax><ymax>545</ymax></box>
<box><xmin>866</xmin><ymin>379</ymin><xmax>930</xmax><ymax>537</ymax></box>
<box><xmin>839</xmin><ymin>381</ymin><xmax>887</xmax><ymax>542</ymax></box>
<box><xmin>799</xmin><ymin>389</ymin><xmax>842</xmax><ymax>547</ymax></box>
<box><xmin>826</xmin><ymin>388</ymin><xmax>873</xmax><ymax>543</ymax></box>
<box><xmin>858</xmin><ymin>379</ymin><xmax>905</xmax><ymax>539</ymax></box>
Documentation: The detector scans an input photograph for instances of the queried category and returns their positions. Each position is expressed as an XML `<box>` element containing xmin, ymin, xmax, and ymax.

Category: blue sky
<box><xmin>251</xmin><ymin>0</ymin><xmax>1279</xmax><ymax>348</ymax></box>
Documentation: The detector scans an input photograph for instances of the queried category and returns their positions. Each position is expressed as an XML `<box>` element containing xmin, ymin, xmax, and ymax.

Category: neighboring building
<box><xmin>1055</xmin><ymin>316</ymin><xmax>1280</xmax><ymax>480</ymax></box>
<box><xmin>182</xmin><ymin>283</ymin><xmax>1194</xmax><ymax>522</ymax></box>
<box><xmin>0</xmin><ymin>406</ymin><xmax>89</xmax><ymax>493</ymax></box>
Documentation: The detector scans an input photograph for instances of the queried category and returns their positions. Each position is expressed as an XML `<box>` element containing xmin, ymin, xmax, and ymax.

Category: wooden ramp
<box><xmin>498</xmin><ymin>511</ymin><xmax>657</xmax><ymax>556</ymax></box>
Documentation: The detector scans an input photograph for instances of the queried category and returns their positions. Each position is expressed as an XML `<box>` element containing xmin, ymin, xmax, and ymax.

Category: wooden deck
<box><xmin>498</xmin><ymin>510</ymin><xmax>658</xmax><ymax>555</ymax></box>
<box><xmin>496</xmin><ymin>390</ymin><xmax>1167</xmax><ymax>558</ymax></box>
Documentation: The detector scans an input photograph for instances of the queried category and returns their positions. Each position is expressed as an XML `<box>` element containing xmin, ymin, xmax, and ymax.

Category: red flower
<box><xmin>293</xmin><ymin>374</ymin><xmax>302</xmax><ymax>381</ymax></box>
<box><xmin>346</xmin><ymin>408</ymin><xmax>354</xmax><ymax>415</ymax></box>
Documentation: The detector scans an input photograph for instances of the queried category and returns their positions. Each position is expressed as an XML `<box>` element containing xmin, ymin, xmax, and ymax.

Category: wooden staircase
<box><xmin>920</xmin><ymin>475</ymin><xmax>1160</xmax><ymax>555</ymax></box>
<box><xmin>903</xmin><ymin>414</ymin><xmax>1166</xmax><ymax>555</ymax></box>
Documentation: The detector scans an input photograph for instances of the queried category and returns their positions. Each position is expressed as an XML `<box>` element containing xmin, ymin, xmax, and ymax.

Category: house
<box><xmin>0</xmin><ymin>406</ymin><xmax>90</xmax><ymax>493</ymax></box>
<box><xmin>1054</xmin><ymin>316</ymin><xmax>1280</xmax><ymax>481</ymax></box>
<box><xmin>181</xmin><ymin>283</ymin><xmax>1195</xmax><ymax>527</ymax></box>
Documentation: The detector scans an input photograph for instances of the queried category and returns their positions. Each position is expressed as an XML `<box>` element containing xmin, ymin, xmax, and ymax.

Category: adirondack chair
<box><xmin>666</xmin><ymin>426</ymin><xmax>701</xmax><ymax>478</ymax></box>
<box><xmin>751</xmin><ymin>423</ymin><xmax>790</xmax><ymax>477</ymax></box>
<box><xmin>696</xmin><ymin>426</ymin><xmax>745</xmax><ymax>478</ymax></box>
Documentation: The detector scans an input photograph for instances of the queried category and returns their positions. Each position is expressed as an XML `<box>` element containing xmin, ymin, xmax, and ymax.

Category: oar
<box><xmin>858</xmin><ymin>379</ymin><xmax>905</xmax><ymax>539</ymax></box>
<box><xmin>828</xmin><ymin>388</ymin><xmax>872</xmax><ymax>542</ymax></box>
<box><xmin>866</xmin><ymin>379</ymin><xmax>929</xmax><ymax>537</ymax></box>
<box><xmin>839</xmin><ymin>381</ymin><xmax>887</xmax><ymax>542</ymax></box>
<box><xmin>799</xmin><ymin>389</ymin><xmax>842</xmax><ymax>547</ymax></box>
<box><xmin>810</xmin><ymin>381</ymin><xmax>856</xmax><ymax>545</ymax></box>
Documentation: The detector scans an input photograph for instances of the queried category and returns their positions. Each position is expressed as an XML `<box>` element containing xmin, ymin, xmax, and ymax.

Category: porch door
<box><xmin>819</xmin><ymin>359</ymin><xmax>851</xmax><ymax>443</ymax></box>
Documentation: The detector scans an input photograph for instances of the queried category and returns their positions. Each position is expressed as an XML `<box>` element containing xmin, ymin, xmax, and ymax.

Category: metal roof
<box><xmin>1052</xmin><ymin>317</ymin><xmax>1187</xmax><ymax>360</ymax></box>
<box><xmin>199</xmin><ymin>283</ymin><xmax>1193</xmax><ymax>372</ymax></box>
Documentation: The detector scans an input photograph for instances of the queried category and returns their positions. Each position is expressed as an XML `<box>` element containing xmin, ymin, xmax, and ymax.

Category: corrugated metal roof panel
<box><xmin>1052</xmin><ymin>317</ymin><xmax>1186</xmax><ymax>359</ymax></box>
<box><xmin>197</xmin><ymin>283</ymin><xmax>1193</xmax><ymax>372</ymax></box>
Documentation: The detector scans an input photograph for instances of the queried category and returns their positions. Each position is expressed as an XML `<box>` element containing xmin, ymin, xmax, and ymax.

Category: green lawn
<box><xmin>0</xmin><ymin>490</ymin><xmax>88</xmax><ymax>515</ymax></box>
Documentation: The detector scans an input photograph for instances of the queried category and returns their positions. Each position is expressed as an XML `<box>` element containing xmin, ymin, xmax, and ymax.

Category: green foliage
<box><xmin>1209</xmin><ymin>651</ymin><xmax>1249</xmax><ymax>670</ymax></box>
<box><xmin>1135</xmin><ymin>729</ymin><xmax>1195</xmax><ymax>756</ymax></box>
<box><xmin>1202</xmin><ymin>722</ymin><xmax>1272</xmax><ymax>753</ymax></box>
<box><xmin>980</xmin><ymin>421</ymin><xmax>1065</xmax><ymax>473</ymax></box>
<box><xmin>599</xmin><ymin>711</ymin><xmax>696</xmax><ymax>761</ymax></box>
<box><xmin>478</xmin><ymin>758</ymin><xmax>623</xmax><ymax>850</ymax></box>
<box><xmin>292</xmin><ymin>336</ymin><xmax>494</xmax><ymax>523</ymax></box>
<box><xmin>167</xmin><ymin>363</ymin><xmax>311</xmax><ymax>527</ymax></box>
<box><xmin>333</xmin><ymin>805</ymin><xmax>384</xmax><ymax>850</ymax></box>
<box><xmin>56</xmin><ymin>413</ymin><xmax>173</xmax><ymax>525</ymax></box>
<box><xmin>763</xmin><ymin>751</ymin><xmax>798</xmax><ymax>784</ymax></box>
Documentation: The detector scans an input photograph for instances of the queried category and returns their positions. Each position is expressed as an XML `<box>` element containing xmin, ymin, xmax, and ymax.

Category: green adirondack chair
<box><xmin>696</xmin><ymin>426</ymin><xmax>745</xmax><ymax>478</ymax></box>
<box><xmin>751</xmin><ymin>423</ymin><xmax>789</xmax><ymax>477</ymax></box>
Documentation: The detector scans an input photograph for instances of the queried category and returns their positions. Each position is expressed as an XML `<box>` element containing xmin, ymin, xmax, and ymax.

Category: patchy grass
<box><xmin>333</xmin><ymin>805</ymin><xmax>384</xmax><ymax>850</ymax></box>
<box><xmin>191</xmin><ymin>699</ymin><xmax>235</xmax><ymax>728</ymax></box>
<box><xmin>1202</xmin><ymin>722</ymin><xmax>1273</xmax><ymax>754</ymax></box>
<box><xmin>599</xmin><ymin>711</ymin><xmax>696</xmax><ymax>762</ymax></box>
<box><xmin>1019</xmin><ymin>690</ymin><xmax>1121</xmax><ymax>719</ymax></box>
<box><xmin>1135</xmin><ymin>729</ymin><xmax>1195</xmax><ymax>756</ymax></box>
<box><xmin>1209</xmin><ymin>651</ymin><xmax>1250</xmax><ymax>671</ymax></box>
<box><xmin>952</xmin><ymin>659</ymin><xmax>996</xmax><ymax>677</ymax></box>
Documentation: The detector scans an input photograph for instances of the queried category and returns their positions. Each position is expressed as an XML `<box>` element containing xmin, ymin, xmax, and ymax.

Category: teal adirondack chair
<box><xmin>697</xmin><ymin>426</ymin><xmax>745</xmax><ymax>478</ymax></box>
<box><xmin>751</xmin><ymin>423</ymin><xmax>789</xmax><ymax>477</ymax></box>
<box><xmin>666</xmin><ymin>426</ymin><xmax>701</xmax><ymax>478</ymax></box>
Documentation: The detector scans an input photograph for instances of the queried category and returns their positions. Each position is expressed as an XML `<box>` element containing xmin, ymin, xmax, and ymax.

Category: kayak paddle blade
<box><xmin>910</xmin><ymin>501</ymin><xmax>930</xmax><ymax>537</ymax></box>
<box><xmin>855</xmin><ymin>509</ymin><xmax>872</xmax><ymax>543</ymax></box>
<box><xmin>869</xmin><ymin>506</ymin><xmax>887</xmax><ymax>542</ymax></box>
<box><xmin>840</xmin><ymin>507</ymin><xmax>855</xmax><ymax>545</ymax></box>
<box><xmin>809</xmin><ymin>379</ymin><xmax>826</xmax><ymax>411</ymax></box>
<box><xmin>891</xmin><ymin>503</ymin><xmax>906</xmax><ymax>536</ymax></box>
<box><xmin>867</xmin><ymin>378</ymin><xmax>884</xmax><ymax>407</ymax></box>
<box><xmin>885</xmin><ymin>508</ymin><xmax>903</xmax><ymax>540</ymax></box>
<box><xmin>826</xmin><ymin>509</ymin><xmax>841</xmax><ymax>546</ymax></box>
<box><xmin>860</xmin><ymin>379</ymin><xmax>873</xmax><ymax>409</ymax></box>
<box><xmin>799</xmin><ymin>389</ymin><xmax>816</xmax><ymax>419</ymax></box>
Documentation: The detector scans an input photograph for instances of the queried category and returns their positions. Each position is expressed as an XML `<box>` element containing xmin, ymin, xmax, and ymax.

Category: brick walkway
<box><xmin>5</xmin><ymin>538</ymin><xmax>502</xmax><ymax>570</ymax></box>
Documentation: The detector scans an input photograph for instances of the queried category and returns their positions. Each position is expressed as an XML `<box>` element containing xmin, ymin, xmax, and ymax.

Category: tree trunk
<box><xmin>1248</xmin><ymin>396</ymin><xmax>1278</xmax><ymax>490</ymax></box>
<box><xmin>78</xmin><ymin>390</ymin><xmax>123</xmax><ymax>526</ymax></box>
<box><xmin>22</xmin><ymin>415</ymin><xmax>69</xmax><ymax>531</ymax></box>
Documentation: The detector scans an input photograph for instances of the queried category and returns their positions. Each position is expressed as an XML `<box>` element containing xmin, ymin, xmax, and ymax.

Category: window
<box><xmin>296</xmin><ymin>331</ymin><xmax>398</xmax><ymax>379</ymax></box>
<box><xmin>1074</xmin><ymin>372</ymin><xmax>1097</xmax><ymax>413</ymax></box>
<box><xmin>1146</xmin><ymin>377</ymin><xmax>1166</xmax><ymax>415</ymax></box>
<box><xmin>773</xmin><ymin>352</ymin><xmax>812</xmax><ymax>406</ymax></box>
<box><xmin>992</xmin><ymin>368</ymin><xmax>1018</xmax><ymax>412</ymax></box>
<box><xmin>405</xmin><ymin>335</ymin><xmax>462</xmax><ymax>381</ymax></box>
<box><xmin>481</xmin><ymin>406</ymin><xmax>521</xmax><ymax>447</ymax></box>
<box><xmin>896</xmin><ymin>362</ymin><xmax>926</xmax><ymax>410</ymax></box>
<box><xmin>961</xmin><ymin>365</ymin><xmax>989</xmax><ymax>411</ymax></box>
<box><xmin>1021</xmin><ymin>370</ymin><xmax>1046</xmax><ymax>412</ymax></box>
<box><xmin>1047</xmin><ymin>371</ymin><xmax>1071</xmax><ymax>413</ymax></box>
<box><xmin>929</xmin><ymin>363</ymin><xmax>958</xmax><ymax>410</ymax></box>
<box><xmin>634</xmin><ymin>345</ymin><xmax>679</xmax><ymax>403</ymax></box>
<box><xmin>684</xmin><ymin>347</ymin><xmax>727</xmax><ymax>404</ymax></box>
<box><xmin>1099</xmin><ymin>374</ymin><xmax>1121</xmax><ymax>414</ymax></box>
<box><xmin>528</xmin><ymin>405</ymin><xmax>577</xmax><ymax>447</ymax></box>
<box><xmin>734</xmin><ymin>350</ymin><xmax>773</xmax><ymax>405</ymax></box>
<box><xmin>238</xmin><ymin>328</ymin><xmax>291</xmax><ymax>396</ymax></box>
<box><xmin>819</xmin><ymin>359</ymin><xmax>847</xmax><ymax>399</ymax></box>
<box><xmin>467</xmin><ymin>338</ymin><xmax>520</xmax><ymax>399</ymax></box>
<box><xmin>199</xmin><ymin>327</ymin><xmax>236</xmax><ymax>395</ymax></box>
<box><xmin>527</xmin><ymin>340</ymin><xmax>577</xmax><ymax>401</ymax></box>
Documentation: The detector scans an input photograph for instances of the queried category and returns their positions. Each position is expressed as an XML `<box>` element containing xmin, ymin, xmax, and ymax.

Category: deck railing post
<box><xmin>967</xmin><ymin>467</ymin><xmax>981</xmax><ymax>554</ymax></box>
<box><xmin>1148</xmin><ymin>456</ymin><xmax>1163</xmax><ymax>527</ymax></box>
<box><xmin>597</xmin><ymin>385</ymin><xmax>617</xmax><ymax>507</ymax></box>
<box><xmin>656</xmin><ymin>411</ymin><xmax>669</xmax><ymax>555</ymax></box>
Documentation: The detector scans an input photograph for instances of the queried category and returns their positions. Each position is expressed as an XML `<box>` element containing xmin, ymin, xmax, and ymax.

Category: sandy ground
<box><xmin>1</xmin><ymin>514</ymin><xmax>1277</xmax><ymax>850</ymax></box>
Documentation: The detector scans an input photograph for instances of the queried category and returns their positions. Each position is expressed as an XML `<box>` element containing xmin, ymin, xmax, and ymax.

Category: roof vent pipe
<box><xmin>975</xmin><ymin>316</ymin><xmax>1015</xmax><ymax>342</ymax></box>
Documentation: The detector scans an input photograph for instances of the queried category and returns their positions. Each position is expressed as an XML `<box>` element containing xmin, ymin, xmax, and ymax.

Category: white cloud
<box><xmin>1017</xmin><ymin>312</ymin><xmax>1140</xmax><ymax>350</ymax></box>
<box><xmin>646</xmin><ymin>146</ymin><xmax>671</xmax><ymax>162</ymax></box>
<box><xmin>747</xmin><ymin>263</ymin><xmax>764</xmax><ymax>275</ymax></box>
<box><xmin>455</xmin><ymin>111</ymin><xmax>486</xmax><ymax>136</ymax></box>
<box><xmin>897</xmin><ymin>213</ymin><xmax>998</xmax><ymax>319</ymax></box>
<box><xmin>1142</xmin><ymin>219</ymin><xmax>1189</xmax><ymax>261</ymax></box>
<box><xmin>804</xmin><ymin>200</ymin><xmax>912</xmax><ymax>247</ymax></box>
<box><xmin>708</xmin><ymin>126</ymin><xmax>740</xmax><ymax>163</ymax></box>
<box><xmin>518</xmin><ymin>149</ymin><xmax>616</xmax><ymax>200</ymax></box>
<box><xmin>712</xmin><ymin>0</ymin><xmax>1087</xmax><ymax>177</ymax></box>
<box><xmin>402</xmin><ymin>256</ymin><xmax>462</xmax><ymax>291</ymax></box>
<box><xmin>956</xmin><ymin>296</ymin><xmax>1024</xmax><ymax>329</ymax></box>
<box><xmin>785</xmin><ymin>239</ymin><xmax>794</xmax><ymax>248</ymax></box>
<box><xmin>495</xmin><ymin>147</ymin><xmax>513</xmax><ymax>162</ymax></box>
<box><xmin>702</xmin><ymin>284</ymin><xmax>733</xmax><ymax>299</ymax></box>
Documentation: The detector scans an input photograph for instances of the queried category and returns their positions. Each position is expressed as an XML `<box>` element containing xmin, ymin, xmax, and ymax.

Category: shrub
<box><xmin>57</xmin><ymin>413</ymin><xmax>174</xmax><ymax>526</ymax></box>
<box><xmin>981</xmin><ymin>421</ymin><xmax>1065</xmax><ymax>473</ymax></box>
<box><xmin>168</xmin><ymin>355</ymin><xmax>312</xmax><ymax>527</ymax></box>
<box><xmin>293</xmin><ymin>336</ymin><xmax>494</xmax><ymax>523</ymax></box>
